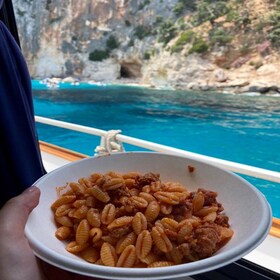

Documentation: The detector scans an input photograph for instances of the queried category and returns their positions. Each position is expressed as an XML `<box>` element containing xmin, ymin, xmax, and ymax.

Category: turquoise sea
<box><xmin>32</xmin><ymin>80</ymin><xmax>280</xmax><ymax>218</ymax></box>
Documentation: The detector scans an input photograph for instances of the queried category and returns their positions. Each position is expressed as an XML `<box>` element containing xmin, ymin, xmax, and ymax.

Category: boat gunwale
<box><xmin>39</xmin><ymin>141</ymin><xmax>87</xmax><ymax>162</ymax></box>
<box><xmin>35</xmin><ymin>116</ymin><xmax>280</xmax><ymax>184</ymax></box>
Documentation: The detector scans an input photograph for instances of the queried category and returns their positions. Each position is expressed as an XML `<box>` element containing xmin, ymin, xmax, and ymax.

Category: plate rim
<box><xmin>25</xmin><ymin>152</ymin><xmax>272</xmax><ymax>279</ymax></box>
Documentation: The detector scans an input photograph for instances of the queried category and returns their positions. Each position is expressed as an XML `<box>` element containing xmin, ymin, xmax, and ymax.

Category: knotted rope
<box><xmin>94</xmin><ymin>130</ymin><xmax>125</xmax><ymax>155</ymax></box>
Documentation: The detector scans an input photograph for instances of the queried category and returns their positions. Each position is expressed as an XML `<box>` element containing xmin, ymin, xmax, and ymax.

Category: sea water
<box><xmin>32</xmin><ymin>81</ymin><xmax>280</xmax><ymax>218</ymax></box>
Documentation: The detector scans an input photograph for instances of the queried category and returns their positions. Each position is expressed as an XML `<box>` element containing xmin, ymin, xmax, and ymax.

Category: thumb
<box><xmin>0</xmin><ymin>186</ymin><xmax>40</xmax><ymax>236</ymax></box>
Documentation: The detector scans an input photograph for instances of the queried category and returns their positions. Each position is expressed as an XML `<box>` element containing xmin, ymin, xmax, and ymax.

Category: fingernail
<box><xmin>23</xmin><ymin>186</ymin><xmax>38</xmax><ymax>194</ymax></box>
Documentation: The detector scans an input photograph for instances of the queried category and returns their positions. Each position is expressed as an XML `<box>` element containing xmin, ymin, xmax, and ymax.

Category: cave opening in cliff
<box><xmin>119</xmin><ymin>62</ymin><xmax>142</xmax><ymax>79</ymax></box>
<box><xmin>120</xmin><ymin>65</ymin><xmax>132</xmax><ymax>78</ymax></box>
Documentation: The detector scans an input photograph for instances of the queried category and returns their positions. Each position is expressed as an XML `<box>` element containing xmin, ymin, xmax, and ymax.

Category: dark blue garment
<box><xmin>0</xmin><ymin>3</ymin><xmax>46</xmax><ymax>207</ymax></box>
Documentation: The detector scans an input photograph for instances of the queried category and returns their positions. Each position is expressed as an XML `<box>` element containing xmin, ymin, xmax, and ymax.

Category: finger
<box><xmin>0</xmin><ymin>186</ymin><xmax>40</xmax><ymax>235</ymax></box>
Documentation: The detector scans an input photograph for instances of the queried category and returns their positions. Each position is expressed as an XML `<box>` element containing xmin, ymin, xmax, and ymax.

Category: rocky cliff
<box><xmin>12</xmin><ymin>0</ymin><xmax>280</xmax><ymax>93</ymax></box>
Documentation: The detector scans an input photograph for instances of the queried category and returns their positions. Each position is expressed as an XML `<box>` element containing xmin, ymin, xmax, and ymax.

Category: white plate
<box><xmin>25</xmin><ymin>152</ymin><xmax>272</xmax><ymax>279</ymax></box>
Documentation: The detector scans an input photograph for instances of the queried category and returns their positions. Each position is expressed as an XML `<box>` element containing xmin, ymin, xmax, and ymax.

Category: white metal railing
<box><xmin>35</xmin><ymin>116</ymin><xmax>280</xmax><ymax>184</ymax></box>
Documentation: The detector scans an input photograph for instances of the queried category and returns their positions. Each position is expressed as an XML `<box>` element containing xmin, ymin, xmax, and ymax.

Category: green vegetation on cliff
<box><xmin>82</xmin><ymin>0</ymin><xmax>280</xmax><ymax>66</ymax></box>
<box><xmin>13</xmin><ymin>0</ymin><xmax>280</xmax><ymax>84</ymax></box>
<box><xmin>163</xmin><ymin>0</ymin><xmax>280</xmax><ymax>66</ymax></box>
<box><xmin>89</xmin><ymin>0</ymin><xmax>280</xmax><ymax>65</ymax></box>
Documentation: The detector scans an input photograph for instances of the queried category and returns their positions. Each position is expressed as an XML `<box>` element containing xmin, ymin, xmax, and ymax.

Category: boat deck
<box><xmin>39</xmin><ymin>141</ymin><xmax>280</xmax><ymax>275</ymax></box>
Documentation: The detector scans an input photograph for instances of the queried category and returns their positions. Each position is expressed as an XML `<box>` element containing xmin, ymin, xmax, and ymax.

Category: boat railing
<box><xmin>35</xmin><ymin>116</ymin><xmax>280</xmax><ymax>184</ymax></box>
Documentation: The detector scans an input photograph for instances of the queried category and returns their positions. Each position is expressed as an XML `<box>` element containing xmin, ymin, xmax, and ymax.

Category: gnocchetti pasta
<box><xmin>51</xmin><ymin>171</ymin><xmax>234</xmax><ymax>268</ymax></box>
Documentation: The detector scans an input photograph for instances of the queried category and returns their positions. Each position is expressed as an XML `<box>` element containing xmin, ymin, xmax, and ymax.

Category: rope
<box><xmin>94</xmin><ymin>130</ymin><xmax>125</xmax><ymax>155</ymax></box>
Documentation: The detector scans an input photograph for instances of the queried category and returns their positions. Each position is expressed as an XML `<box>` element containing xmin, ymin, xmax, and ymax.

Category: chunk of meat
<box><xmin>136</xmin><ymin>173</ymin><xmax>160</xmax><ymax>187</ymax></box>
<box><xmin>189</xmin><ymin>223</ymin><xmax>221</xmax><ymax>259</ymax></box>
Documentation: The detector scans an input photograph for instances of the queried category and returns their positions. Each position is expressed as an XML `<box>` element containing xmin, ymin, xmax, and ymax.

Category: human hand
<box><xmin>0</xmin><ymin>186</ymin><xmax>102</xmax><ymax>280</ymax></box>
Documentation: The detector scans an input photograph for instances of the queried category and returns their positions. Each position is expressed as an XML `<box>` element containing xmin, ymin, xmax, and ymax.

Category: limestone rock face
<box><xmin>13</xmin><ymin>0</ymin><xmax>175</xmax><ymax>82</ymax></box>
<box><xmin>83</xmin><ymin>58</ymin><xmax>121</xmax><ymax>81</ymax></box>
<box><xmin>213</xmin><ymin>69</ymin><xmax>227</xmax><ymax>82</ymax></box>
<box><xmin>12</xmin><ymin>0</ymin><xmax>214</xmax><ymax>88</ymax></box>
<box><xmin>12</xmin><ymin>0</ymin><xmax>280</xmax><ymax>92</ymax></box>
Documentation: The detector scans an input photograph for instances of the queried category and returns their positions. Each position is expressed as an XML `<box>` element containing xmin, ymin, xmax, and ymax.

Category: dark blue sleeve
<box><xmin>0</xmin><ymin>19</ymin><xmax>46</xmax><ymax>207</ymax></box>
